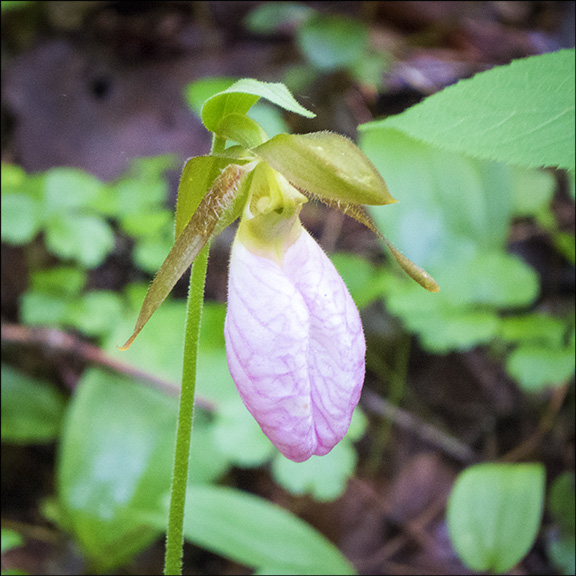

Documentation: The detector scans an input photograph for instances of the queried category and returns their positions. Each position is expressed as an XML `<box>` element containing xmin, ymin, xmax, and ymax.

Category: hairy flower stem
<box><xmin>164</xmin><ymin>135</ymin><xmax>224</xmax><ymax>576</ymax></box>
<box><xmin>164</xmin><ymin>241</ymin><xmax>210</xmax><ymax>575</ymax></box>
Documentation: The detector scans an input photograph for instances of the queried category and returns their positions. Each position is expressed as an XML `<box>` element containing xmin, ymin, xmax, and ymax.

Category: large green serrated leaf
<box><xmin>361</xmin><ymin>49</ymin><xmax>575</xmax><ymax>170</ymax></box>
<box><xmin>202</xmin><ymin>78</ymin><xmax>315</xmax><ymax>133</ymax></box>
<box><xmin>447</xmin><ymin>463</ymin><xmax>545</xmax><ymax>573</ymax></box>
<box><xmin>254</xmin><ymin>131</ymin><xmax>396</xmax><ymax>205</ymax></box>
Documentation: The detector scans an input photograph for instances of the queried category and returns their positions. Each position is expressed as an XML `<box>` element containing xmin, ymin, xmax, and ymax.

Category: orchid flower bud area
<box><xmin>224</xmin><ymin>163</ymin><xmax>366</xmax><ymax>462</ymax></box>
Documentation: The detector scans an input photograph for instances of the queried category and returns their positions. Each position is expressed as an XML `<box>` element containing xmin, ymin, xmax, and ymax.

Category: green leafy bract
<box><xmin>254</xmin><ymin>131</ymin><xmax>396</xmax><ymax>205</ymax></box>
<box><xmin>360</xmin><ymin>49</ymin><xmax>575</xmax><ymax>170</ymax></box>
<box><xmin>202</xmin><ymin>78</ymin><xmax>315</xmax><ymax>133</ymax></box>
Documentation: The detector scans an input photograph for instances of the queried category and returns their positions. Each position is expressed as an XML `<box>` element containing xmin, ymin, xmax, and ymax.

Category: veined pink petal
<box><xmin>224</xmin><ymin>228</ymin><xmax>365</xmax><ymax>462</ymax></box>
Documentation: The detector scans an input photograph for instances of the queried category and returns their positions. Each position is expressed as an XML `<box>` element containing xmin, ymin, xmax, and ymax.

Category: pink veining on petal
<box><xmin>224</xmin><ymin>229</ymin><xmax>366</xmax><ymax>462</ymax></box>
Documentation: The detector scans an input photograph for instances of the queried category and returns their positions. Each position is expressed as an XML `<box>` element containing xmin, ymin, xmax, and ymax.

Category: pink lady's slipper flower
<box><xmin>224</xmin><ymin>163</ymin><xmax>365</xmax><ymax>462</ymax></box>
<box><xmin>119</xmin><ymin>85</ymin><xmax>439</xmax><ymax>464</ymax></box>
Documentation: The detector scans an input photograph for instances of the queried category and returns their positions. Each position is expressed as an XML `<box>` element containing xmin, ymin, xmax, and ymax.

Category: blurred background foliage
<box><xmin>1</xmin><ymin>1</ymin><xmax>574</xmax><ymax>575</ymax></box>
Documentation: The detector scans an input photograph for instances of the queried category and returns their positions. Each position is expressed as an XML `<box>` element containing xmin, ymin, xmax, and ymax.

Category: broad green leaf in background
<box><xmin>362</xmin><ymin>49</ymin><xmax>575</xmax><ymax>170</ymax></box>
<box><xmin>57</xmin><ymin>302</ymin><xmax>231</xmax><ymax>570</ymax></box>
<box><xmin>1</xmin><ymin>1</ymin><xmax>34</xmax><ymax>12</ymax></box>
<box><xmin>179</xmin><ymin>485</ymin><xmax>357</xmax><ymax>575</ymax></box>
<box><xmin>447</xmin><ymin>463</ymin><xmax>546</xmax><ymax>573</ymax></box>
<box><xmin>358</xmin><ymin>128</ymin><xmax>544</xmax><ymax>352</ymax></box>
<box><xmin>45</xmin><ymin>213</ymin><xmax>115</xmax><ymax>269</ymax></box>
<box><xmin>272</xmin><ymin>438</ymin><xmax>356</xmax><ymax>502</ymax></box>
<box><xmin>30</xmin><ymin>266</ymin><xmax>87</xmax><ymax>297</ymax></box>
<box><xmin>244</xmin><ymin>2</ymin><xmax>313</xmax><ymax>34</ymax></box>
<box><xmin>1</xmin><ymin>163</ymin><xmax>43</xmax><ymax>245</ymax></box>
<box><xmin>213</xmin><ymin>399</ymin><xmax>275</xmax><ymax>467</ymax></box>
<box><xmin>1</xmin><ymin>528</ymin><xmax>24</xmax><ymax>554</ymax></box>
<box><xmin>1</xmin><ymin>192</ymin><xmax>42</xmax><ymax>244</ymax></box>
<box><xmin>1</xmin><ymin>364</ymin><xmax>66</xmax><ymax>444</ymax></box>
<box><xmin>360</xmin><ymin>129</ymin><xmax>514</xmax><ymax>269</ymax></box>
<box><xmin>201</xmin><ymin>78</ymin><xmax>315</xmax><ymax>134</ymax></box>
<box><xmin>57</xmin><ymin>369</ymin><xmax>174</xmax><ymax>570</ymax></box>
<box><xmin>297</xmin><ymin>13</ymin><xmax>368</xmax><ymax>71</ymax></box>
<box><xmin>44</xmin><ymin>168</ymin><xmax>104</xmax><ymax>216</ymax></box>
<box><xmin>65</xmin><ymin>291</ymin><xmax>124</xmax><ymax>337</ymax></box>
<box><xmin>506</xmin><ymin>344</ymin><xmax>575</xmax><ymax>391</ymax></box>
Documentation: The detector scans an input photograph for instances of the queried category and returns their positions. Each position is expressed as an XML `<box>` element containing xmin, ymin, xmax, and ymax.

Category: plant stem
<box><xmin>164</xmin><ymin>133</ymin><xmax>224</xmax><ymax>575</ymax></box>
<box><xmin>164</xmin><ymin>242</ymin><xmax>210</xmax><ymax>576</ymax></box>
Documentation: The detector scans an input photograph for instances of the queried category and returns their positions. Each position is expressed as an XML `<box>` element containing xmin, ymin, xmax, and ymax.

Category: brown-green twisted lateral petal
<box><xmin>175</xmin><ymin>155</ymin><xmax>248</xmax><ymax>239</ymax></box>
<box><xmin>119</xmin><ymin>164</ymin><xmax>250</xmax><ymax>350</ymax></box>
<box><xmin>384</xmin><ymin>239</ymin><xmax>440</xmax><ymax>293</ymax></box>
<box><xmin>316</xmin><ymin>197</ymin><xmax>440</xmax><ymax>293</ymax></box>
<box><xmin>253</xmin><ymin>131</ymin><xmax>396</xmax><ymax>206</ymax></box>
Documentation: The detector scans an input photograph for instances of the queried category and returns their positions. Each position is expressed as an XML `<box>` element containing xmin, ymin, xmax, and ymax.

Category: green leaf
<box><xmin>361</xmin><ymin>128</ymin><xmax>514</xmax><ymax>268</ymax></box>
<box><xmin>254</xmin><ymin>131</ymin><xmax>396</xmax><ymax>205</ymax></box>
<box><xmin>272</xmin><ymin>440</ymin><xmax>357</xmax><ymax>502</ymax></box>
<box><xmin>214</xmin><ymin>112</ymin><xmax>269</xmax><ymax>149</ymax></box>
<box><xmin>510</xmin><ymin>166</ymin><xmax>556</xmax><ymax>217</ymax></box>
<box><xmin>44</xmin><ymin>167</ymin><xmax>104</xmax><ymax>216</ymax></box>
<box><xmin>499</xmin><ymin>313</ymin><xmax>567</xmax><ymax>347</ymax></box>
<box><xmin>361</xmin><ymin>49</ymin><xmax>575</xmax><ymax>170</ymax></box>
<box><xmin>185</xmin><ymin>77</ymin><xmax>238</xmax><ymax>116</ymax></box>
<box><xmin>1</xmin><ymin>364</ymin><xmax>66</xmax><ymax>444</ymax></box>
<box><xmin>45</xmin><ymin>214</ymin><xmax>115</xmax><ymax>268</ymax></box>
<box><xmin>202</xmin><ymin>78</ymin><xmax>315</xmax><ymax>133</ymax></box>
<box><xmin>65</xmin><ymin>291</ymin><xmax>124</xmax><ymax>337</ymax></box>
<box><xmin>179</xmin><ymin>485</ymin><xmax>357</xmax><ymax>574</ymax></box>
<box><xmin>1</xmin><ymin>528</ymin><xmax>24</xmax><ymax>554</ymax></box>
<box><xmin>31</xmin><ymin>266</ymin><xmax>87</xmax><ymax>297</ymax></box>
<box><xmin>21</xmin><ymin>291</ymin><xmax>69</xmax><ymax>326</ymax></box>
<box><xmin>121</xmin><ymin>209</ymin><xmax>172</xmax><ymax>239</ymax></box>
<box><xmin>447</xmin><ymin>463</ymin><xmax>546</xmax><ymax>573</ymax></box>
<box><xmin>212</xmin><ymin>399</ymin><xmax>275</xmax><ymax>467</ymax></box>
<box><xmin>1</xmin><ymin>192</ymin><xmax>42</xmax><ymax>244</ymax></box>
<box><xmin>506</xmin><ymin>344</ymin><xmax>575</xmax><ymax>391</ymax></box>
<box><xmin>121</xmin><ymin>162</ymin><xmax>251</xmax><ymax>350</ymax></box>
<box><xmin>57</xmin><ymin>369</ymin><xmax>172</xmax><ymax>570</ymax></box>
<box><xmin>248</xmin><ymin>101</ymin><xmax>290</xmax><ymax>138</ymax></box>
<box><xmin>358</xmin><ymin>125</ymin><xmax>549</xmax><ymax>352</ymax></box>
<box><xmin>1</xmin><ymin>1</ymin><xmax>35</xmax><ymax>12</ymax></box>
<box><xmin>297</xmin><ymin>14</ymin><xmax>368</xmax><ymax>71</ymax></box>
<box><xmin>133</xmin><ymin>233</ymin><xmax>174</xmax><ymax>274</ymax></box>
<box><xmin>244</xmin><ymin>2</ymin><xmax>313</xmax><ymax>34</ymax></box>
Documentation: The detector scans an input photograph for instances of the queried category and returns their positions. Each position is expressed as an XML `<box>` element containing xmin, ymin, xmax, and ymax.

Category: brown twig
<box><xmin>1</xmin><ymin>322</ymin><xmax>215</xmax><ymax>411</ymax></box>
<box><xmin>362</xmin><ymin>389</ymin><xmax>477</xmax><ymax>463</ymax></box>
<box><xmin>499</xmin><ymin>383</ymin><xmax>570</xmax><ymax>462</ymax></box>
